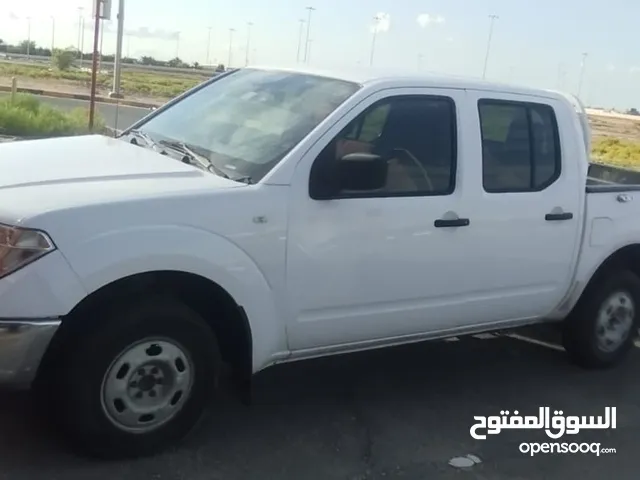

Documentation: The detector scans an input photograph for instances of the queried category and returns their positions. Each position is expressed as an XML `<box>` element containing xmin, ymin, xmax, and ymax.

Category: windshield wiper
<box><xmin>233</xmin><ymin>176</ymin><xmax>254</xmax><ymax>185</ymax></box>
<box><xmin>127</xmin><ymin>129</ymin><xmax>162</xmax><ymax>150</ymax></box>
<box><xmin>159</xmin><ymin>140</ymin><xmax>231</xmax><ymax>178</ymax></box>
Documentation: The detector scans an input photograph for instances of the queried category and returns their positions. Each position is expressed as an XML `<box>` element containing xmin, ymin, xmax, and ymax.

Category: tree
<box><xmin>215</xmin><ymin>64</ymin><xmax>225</xmax><ymax>72</ymax></box>
<box><xmin>18</xmin><ymin>40</ymin><xmax>36</xmax><ymax>55</ymax></box>
<box><xmin>140</xmin><ymin>55</ymin><xmax>157</xmax><ymax>65</ymax></box>
<box><xmin>53</xmin><ymin>49</ymin><xmax>76</xmax><ymax>70</ymax></box>
<box><xmin>167</xmin><ymin>57</ymin><xmax>187</xmax><ymax>68</ymax></box>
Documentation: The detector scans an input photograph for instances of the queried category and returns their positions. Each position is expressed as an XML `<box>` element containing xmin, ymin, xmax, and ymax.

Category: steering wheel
<box><xmin>391</xmin><ymin>148</ymin><xmax>434</xmax><ymax>191</ymax></box>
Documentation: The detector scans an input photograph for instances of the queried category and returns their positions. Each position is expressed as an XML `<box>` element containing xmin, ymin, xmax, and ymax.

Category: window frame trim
<box><xmin>477</xmin><ymin>98</ymin><xmax>562</xmax><ymax>194</ymax></box>
<box><xmin>309</xmin><ymin>93</ymin><xmax>459</xmax><ymax>200</ymax></box>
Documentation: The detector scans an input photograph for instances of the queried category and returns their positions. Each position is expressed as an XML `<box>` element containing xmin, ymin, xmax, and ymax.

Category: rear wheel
<box><xmin>44</xmin><ymin>296</ymin><xmax>221</xmax><ymax>459</ymax></box>
<box><xmin>563</xmin><ymin>270</ymin><xmax>640</xmax><ymax>368</ymax></box>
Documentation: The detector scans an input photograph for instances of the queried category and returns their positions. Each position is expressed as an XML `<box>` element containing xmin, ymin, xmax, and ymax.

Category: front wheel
<box><xmin>47</xmin><ymin>297</ymin><xmax>221</xmax><ymax>459</ymax></box>
<box><xmin>563</xmin><ymin>270</ymin><xmax>640</xmax><ymax>369</ymax></box>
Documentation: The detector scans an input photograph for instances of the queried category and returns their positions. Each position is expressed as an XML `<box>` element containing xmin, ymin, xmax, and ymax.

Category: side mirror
<box><xmin>309</xmin><ymin>150</ymin><xmax>388</xmax><ymax>201</ymax></box>
<box><xmin>337</xmin><ymin>152</ymin><xmax>387</xmax><ymax>192</ymax></box>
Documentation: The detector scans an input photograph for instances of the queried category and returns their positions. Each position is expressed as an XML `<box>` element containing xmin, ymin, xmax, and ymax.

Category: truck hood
<box><xmin>0</xmin><ymin>134</ymin><xmax>243</xmax><ymax>223</ymax></box>
<box><xmin>0</xmin><ymin>134</ymin><xmax>223</xmax><ymax>188</ymax></box>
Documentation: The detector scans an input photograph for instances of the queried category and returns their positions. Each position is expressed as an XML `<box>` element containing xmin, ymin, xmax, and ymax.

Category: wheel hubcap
<box><xmin>101</xmin><ymin>338</ymin><xmax>193</xmax><ymax>433</ymax></box>
<box><xmin>596</xmin><ymin>291</ymin><xmax>635</xmax><ymax>353</ymax></box>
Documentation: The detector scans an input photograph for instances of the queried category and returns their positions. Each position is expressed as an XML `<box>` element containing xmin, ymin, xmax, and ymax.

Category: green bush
<box><xmin>0</xmin><ymin>94</ymin><xmax>106</xmax><ymax>137</ymax></box>
<box><xmin>53</xmin><ymin>49</ymin><xmax>76</xmax><ymax>71</ymax></box>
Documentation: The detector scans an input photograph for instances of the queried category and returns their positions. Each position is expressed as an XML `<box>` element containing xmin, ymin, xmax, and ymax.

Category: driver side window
<box><xmin>310</xmin><ymin>95</ymin><xmax>457</xmax><ymax>197</ymax></box>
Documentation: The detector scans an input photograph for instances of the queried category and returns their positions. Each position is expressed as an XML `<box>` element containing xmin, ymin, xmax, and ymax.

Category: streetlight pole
<box><xmin>370</xmin><ymin>14</ymin><xmax>381</xmax><ymax>67</ymax></box>
<box><xmin>26</xmin><ymin>17</ymin><xmax>31</xmax><ymax>59</ymax></box>
<box><xmin>51</xmin><ymin>17</ymin><xmax>55</xmax><ymax>53</ymax></box>
<box><xmin>77</xmin><ymin>7</ymin><xmax>84</xmax><ymax>64</ymax></box>
<box><xmin>245</xmin><ymin>22</ymin><xmax>253</xmax><ymax>66</ymax></box>
<box><xmin>577</xmin><ymin>52</ymin><xmax>588</xmax><ymax>100</ymax></box>
<box><xmin>206</xmin><ymin>27</ymin><xmax>213</xmax><ymax>66</ymax></box>
<box><xmin>228</xmin><ymin>28</ymin><xmax>236</xmax><ymax>68</ymax></box>
<box><xmin>110</xmin><ymin>0</ymin><xmax>125</xmax><ymax>98</ymax></box>
<box><xmin>303</xmin><ymin>6</ymin><xmax>315</xmax><ymax>63</ymax></box>
<box><xmin>88</xmin><ymin>0</ymin><xmax>102</xmax><ymax>131</ymax></box>
<box><xmin>482</xmin><ymin>14</ymin><xmax>499</xmax><ymax>80</ymax></box>
<box><xmin>99</xmin><ymin>18</ymin><xmax>105</xmax><ymax>71</ymax></box>
<box><xmin>296</xmin><ymin>19</ymin><xmax>305</xmax><ymax>62</ymax></box>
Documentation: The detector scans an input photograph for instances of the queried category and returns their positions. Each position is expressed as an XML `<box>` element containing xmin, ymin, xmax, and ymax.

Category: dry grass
<box><xmin>0</xmin><ymin>62</ymin><xmax>207</xmax><ymax>100</ymax></box>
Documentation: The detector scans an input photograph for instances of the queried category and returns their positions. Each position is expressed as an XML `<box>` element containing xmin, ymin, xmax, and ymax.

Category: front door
<box><xmin>285</xmin><ymin>88</ymin><xmax>475</xmax><ymax>351</ymax></box>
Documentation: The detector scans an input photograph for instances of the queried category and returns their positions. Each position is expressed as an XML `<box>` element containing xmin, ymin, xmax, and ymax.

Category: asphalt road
<box><xmin>0</xmin><ymin>93</ymin><xmax>152</xmax><ymax>131</ymax></box>
<box><xmin>0</xmin><ymin>327</ymin><xmax>636</xmax><ymax>480</ymax></box>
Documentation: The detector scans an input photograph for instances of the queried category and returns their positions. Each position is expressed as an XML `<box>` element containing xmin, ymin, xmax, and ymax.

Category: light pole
<box><xmin>307</xmin><ymin>39</ymin><xmax>313</xmax><ymax>64</ymax></box>
<box><xmin>303</xmin><ymin>6</ymin><xmax>315</xmax><ymax>63</ymax></box>
<box><xmin>99</xmin><ymin>18</ymin><xmax>105</xmax><ymax>70</ymax></box>
<box><xmin>206</xmin><ymin>27</ymin><xmax>213</xmax><ymax>66</ymax></box>
<box><xmin>175</xmin><ymin>32</ymin><xmax>180</xmax><ymax>58</ymax></box>
<box><xmin>370</xmin><ymin>14</ymin><xmax>381</xmax><ymax>67</ymax></box>
<box><xmin>577</xmin><ymin>52</ymin><xmax>588</xmax><ymax>100</ymax></box>
<box><xmin>228</xmin><ymin>28</ymin><xmax>236</xmax><ymax>68</ymax></box>
<box><xmin>77</xmin><ymin>7</ymin><xmax>84</xmax><ymax>63</ymax></box>
<box><xmin>296</xmin><ymin>19</ymin><xmax>305</xmax><ymax>62</ymax></box>
<box><xmin>482</xmin><ymin>14</ymin><xmax>499</xmax><ymax>80</ymax></box>
<box><xmin>110</xmin><ymin>0</ymin><xmax>125</xmax><ymax>99</ymax></box>
<box><xmin>26</xmin><ymin>17</ymin><xmax>31</xmax><ymax>59</ymax></box>
<box><xmin>245</xmin><ymin>22</ymin><xmax>253</xmax><ymax>66</ymax></box>
<box><xmin>51</xmin><ymin>16</ymin><xmax>56</xmax><ymax>53</ymax></box>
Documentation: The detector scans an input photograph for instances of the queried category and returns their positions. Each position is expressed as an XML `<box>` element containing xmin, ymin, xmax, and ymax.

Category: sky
<box><xmin>1</xmin><ymin>0</ymin><xmax>640</xmax><ymax>109</ymax></box>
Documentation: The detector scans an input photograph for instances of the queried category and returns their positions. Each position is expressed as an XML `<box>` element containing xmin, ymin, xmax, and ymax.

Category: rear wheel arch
<box><xmin>573</xmin><ymin>244</ymin><xmax>640</xmax><ymax>310</ymax></box>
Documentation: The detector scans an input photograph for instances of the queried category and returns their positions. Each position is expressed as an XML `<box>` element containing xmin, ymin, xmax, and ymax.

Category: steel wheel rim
<box><xmin>100</xmin><ymin>337</ymin><xmax>194</xmax><ymax>434</ymax></box>
<box><xmin>596</xmin><ymin>291</ymin><xmax>635</xmax><ymax>353</ymax></box>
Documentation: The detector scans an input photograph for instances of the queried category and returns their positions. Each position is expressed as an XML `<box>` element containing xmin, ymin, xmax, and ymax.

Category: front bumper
<box><xmin>0</xmin><ymin>318</ymin><xmax>60</xmax><ymax>387</ymax></box>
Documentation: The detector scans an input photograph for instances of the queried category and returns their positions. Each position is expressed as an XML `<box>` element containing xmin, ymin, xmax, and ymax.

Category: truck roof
<box><xmin>249</xmin><ymin>64</ymin><xmax>567</xmax><ymax>102</ymax></box>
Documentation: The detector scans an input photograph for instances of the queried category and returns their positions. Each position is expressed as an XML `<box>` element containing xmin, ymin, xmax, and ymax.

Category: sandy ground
<box><xmin>588</xmin><ymin>111</ymin><xmax>640</xmax><ymax>141</ymax></box>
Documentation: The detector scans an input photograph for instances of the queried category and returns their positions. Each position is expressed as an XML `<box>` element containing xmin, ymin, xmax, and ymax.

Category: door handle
<box><xmin>434</xmin><ymin>218</ymin><xmax>470</xmax><ymax>228</ymax></box>
<box><xmin>545</xmin><ymin>212</ymin><xmax>574</xmax><ymax>221</ymax></box>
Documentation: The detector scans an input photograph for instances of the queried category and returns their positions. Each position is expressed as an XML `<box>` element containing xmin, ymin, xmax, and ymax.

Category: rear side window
<box><xmin>479</xmin><ymin>99</ymin><xmax>561</xmax><ymax>193</ymax></box>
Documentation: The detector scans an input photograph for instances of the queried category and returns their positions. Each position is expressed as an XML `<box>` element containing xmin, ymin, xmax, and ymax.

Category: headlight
<box><xmin>0</xmin><ymin>224</ymin><xmax>56</xmax><ymax>278</ymax></box>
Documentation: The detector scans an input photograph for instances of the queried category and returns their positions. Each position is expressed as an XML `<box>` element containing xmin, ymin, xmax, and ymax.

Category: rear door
<box><xmin>462</xmin><ymin>90</ymin><xmax>583</xmax><ymax>321</ymax></box>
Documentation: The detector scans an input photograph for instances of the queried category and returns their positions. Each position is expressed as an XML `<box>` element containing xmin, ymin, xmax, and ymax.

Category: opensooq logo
<box><xmin>469</xmin><ymin>407</ymin><xmax>616</xmax><ymax>440</ymax></box>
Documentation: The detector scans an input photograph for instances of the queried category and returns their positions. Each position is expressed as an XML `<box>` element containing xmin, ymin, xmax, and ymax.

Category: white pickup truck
<box><xmin>0</xmin><ymin>66</ymin><xmax>638</xmax><ymax>458</ymax></box>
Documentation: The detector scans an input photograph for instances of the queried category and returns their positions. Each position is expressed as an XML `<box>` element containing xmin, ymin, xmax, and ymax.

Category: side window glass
<box><xmin>311</xmin><ymin>95</ymin><xmax>456</xmax><ymax>197</ymax></box>
<box><xmin>479</xmin><ymin>100</ymin><xmax>560</xmax><ymax>192</ymax></box>
<box><xmin>530</xmin><ymin>105</ymin><xmax>559</xmax><ymax>187</ymax></box>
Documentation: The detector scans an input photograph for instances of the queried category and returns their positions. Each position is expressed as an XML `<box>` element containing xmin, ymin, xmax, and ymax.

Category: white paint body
<box><xmin>0</xmin><ymin>67</ymin><xmax>636</xmax><ymax>374</ymax></box>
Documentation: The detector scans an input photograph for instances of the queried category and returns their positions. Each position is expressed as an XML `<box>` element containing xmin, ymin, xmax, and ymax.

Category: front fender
<box><xmin>58</xmin><ymin>225</ymin><xmax>286</xmax><ymax>372</ymax></box>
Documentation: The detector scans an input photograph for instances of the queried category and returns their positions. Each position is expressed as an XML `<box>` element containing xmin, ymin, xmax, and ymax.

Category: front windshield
<box><xmin>135</xmin><ymin>68</ymin><xmax>361</xmax><ymax>182</ymax></box>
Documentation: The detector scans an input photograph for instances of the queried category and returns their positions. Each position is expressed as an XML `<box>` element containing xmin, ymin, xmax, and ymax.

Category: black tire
<box><xmin>563</xmin><ymin>269</ymin><xmax>640</xmax><ymax>369</ymax></box>
<box><xmin>44</xmin><ymin>296</ymin><xmax>221</xmax><ymax>459</ymax></box>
